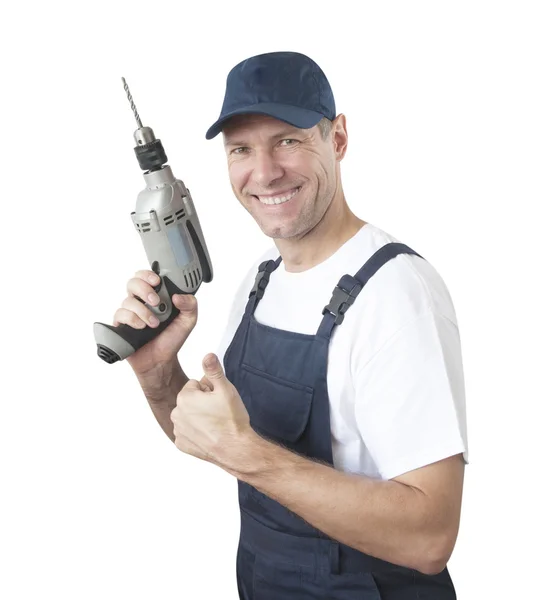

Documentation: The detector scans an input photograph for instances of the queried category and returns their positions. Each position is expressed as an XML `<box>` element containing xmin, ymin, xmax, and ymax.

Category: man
<box><xmin>115</xmin><ymin>51</ymin><xmax>468</xmax><ymax>599</ymax></box>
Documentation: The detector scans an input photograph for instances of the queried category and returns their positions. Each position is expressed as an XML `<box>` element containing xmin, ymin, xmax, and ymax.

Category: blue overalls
<box><xmin>223</xmin><ymin>242</ymin><xmax>457</xmax><ymax>599</ymax></box>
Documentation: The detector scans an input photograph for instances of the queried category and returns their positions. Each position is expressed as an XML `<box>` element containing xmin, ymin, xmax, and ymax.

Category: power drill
<box><xmin>93</xmin><ymin>78</ymin><xmax>213</xmax><ymax>364</ymax></box>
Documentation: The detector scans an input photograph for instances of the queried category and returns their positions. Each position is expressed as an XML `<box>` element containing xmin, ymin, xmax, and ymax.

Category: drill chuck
<box><xmin>134</xmin><ymin>137</ymin><xmax>167</xmax><ymax>172</ymax></box>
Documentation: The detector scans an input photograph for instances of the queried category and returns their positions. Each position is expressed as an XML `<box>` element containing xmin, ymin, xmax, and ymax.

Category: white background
<box><xmin>1</xmin><ymin>1</ymin><xmax>546</xmax><ymax>598</ymax></box>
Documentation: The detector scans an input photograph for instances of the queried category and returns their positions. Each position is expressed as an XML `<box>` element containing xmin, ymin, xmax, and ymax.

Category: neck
<box><xmin>274</xmin><ymin>190</ymin><xmax>367</xmax><ymax>273</ymax></box>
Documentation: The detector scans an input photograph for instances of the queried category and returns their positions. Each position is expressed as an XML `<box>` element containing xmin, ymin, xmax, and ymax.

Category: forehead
<box><xmin>222</xmin><ymin>114</ymin><xmax>306</xmax><ymax>143</ymax></box>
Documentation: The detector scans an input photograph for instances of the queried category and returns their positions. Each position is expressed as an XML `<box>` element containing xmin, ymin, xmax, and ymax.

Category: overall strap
<box><xmin>317</xmin><ymin>242</ymin><xmax>424</xmax><ymax>340</ymax></box>
<box><xmin>243</xmin><ymin>256</ymin><xmax>283</xmax><ymax>317</ymax></box>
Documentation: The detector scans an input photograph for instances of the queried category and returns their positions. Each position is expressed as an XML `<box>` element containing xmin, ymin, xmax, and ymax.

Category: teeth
<box><xmin>257</xmin><ymin>187</ymin><xmax>300</xmax><ymax>205</ymax></box>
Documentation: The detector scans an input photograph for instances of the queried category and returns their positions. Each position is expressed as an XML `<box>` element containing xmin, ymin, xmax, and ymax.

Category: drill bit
<box><xmin>122</xmin><ymin>77</ymin><xmax>143</xmax><ymax>129</ymax></box>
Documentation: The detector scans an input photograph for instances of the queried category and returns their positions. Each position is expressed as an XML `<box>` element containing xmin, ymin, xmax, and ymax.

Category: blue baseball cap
<box><xmin>205</xmin><ymin>51</ymin><xmax>336</xmax><ymax>140</ymax></box>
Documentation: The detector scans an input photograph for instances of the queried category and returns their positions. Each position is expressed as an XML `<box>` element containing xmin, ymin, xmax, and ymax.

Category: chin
<box><xmin>260</xmin><ymin>221</ymin><xmax>307</xmax><ymax>240</ymax></box>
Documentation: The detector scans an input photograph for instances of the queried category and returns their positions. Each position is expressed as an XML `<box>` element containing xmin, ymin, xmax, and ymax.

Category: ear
<box><xmin>331</xmin><ymin>114</ymin><xmax>348</xmax><ymax>161</ymax></box>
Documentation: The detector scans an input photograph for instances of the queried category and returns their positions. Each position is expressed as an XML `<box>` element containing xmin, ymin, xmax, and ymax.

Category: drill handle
<box><xmin>93</xmin><ymin>277</ymin><xmax>184</xmax><ymax>363</ymax></box>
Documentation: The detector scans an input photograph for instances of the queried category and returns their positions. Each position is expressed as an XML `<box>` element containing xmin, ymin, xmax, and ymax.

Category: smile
<box><xmin>255</xmin><ymin>187</ymin><xmax>301</xmax><ymax>205</ymax></box>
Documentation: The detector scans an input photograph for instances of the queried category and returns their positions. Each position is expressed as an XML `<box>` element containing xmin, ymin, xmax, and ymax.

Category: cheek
<box><xmin>292</xmin><ymin>155</ymin><xmax>325</xmax><ymax>183</ymax></box>
<box><xmin>228</xmin><ymin>163</ymin><xmax>249</xmax><ymax>192</ymax></box>
<box><xmin>315</xmin><ymin>162</ymin><xmax>334</xmax><ymax>196</ymax></box>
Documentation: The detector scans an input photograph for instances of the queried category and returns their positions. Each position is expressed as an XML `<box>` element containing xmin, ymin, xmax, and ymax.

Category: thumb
<box><xmin>170</xmin><ymin>294</ymin><xmax>198</xmax><ymax>339</ymax></box>
<box><xmin>173</xmin><ymin>293</ymin><xmax>197</xmax><ymax>313</ymax></box>
<box><xmin>202</xmin><ymin>353</ymin><xmax>226</xmax><ymax>383</ymax></box>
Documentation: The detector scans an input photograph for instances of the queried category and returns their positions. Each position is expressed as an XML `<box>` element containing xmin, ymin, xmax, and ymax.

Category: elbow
<box><xmin>417</xmin><ymin>557</ymin><xmax>448</xmax><ymax>576</ymax></box>
<box><xmin>414</xmin><ymin>531</ymin><xmax>456</xmax><ymax>576</ymax></box>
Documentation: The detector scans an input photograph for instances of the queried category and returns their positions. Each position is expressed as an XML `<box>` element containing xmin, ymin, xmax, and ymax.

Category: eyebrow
<box><xmin>223</xmin><ymin>127</ymin><xmax>304</xmax><ymax>147</ymax></box>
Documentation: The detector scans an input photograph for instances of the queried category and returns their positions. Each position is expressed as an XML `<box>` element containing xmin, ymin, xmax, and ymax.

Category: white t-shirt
<box><xmin>216</xmin><ymin>222</ymin><xmax>469</xmax><ymax>481</ymax></box>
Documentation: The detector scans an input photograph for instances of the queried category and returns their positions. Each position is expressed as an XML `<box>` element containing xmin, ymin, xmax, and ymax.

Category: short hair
<box><xmin>317</xmin><ymin>117</ymin><xmax>333</xmax><ymax>140</ymax></box>
<box><xmin>221</xmin><ymin>115</ymin><xmax>333</xmax><ymax>140</ymax></box>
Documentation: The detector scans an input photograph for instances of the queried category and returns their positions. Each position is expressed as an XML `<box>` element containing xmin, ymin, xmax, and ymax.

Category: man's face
<box><xmin>222</xmin><ymin>114</ymin><xmax>342</xmax><ymax>240</ymax></box>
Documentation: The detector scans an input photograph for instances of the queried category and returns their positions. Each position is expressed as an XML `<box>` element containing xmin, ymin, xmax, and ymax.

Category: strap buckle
<box><xmin>322</xmin><ymin>282</ymin><xmax>362</xmax><ymax>325</ymax></box>
<box><xmin>249</xmin><ymin>263</ymin><xmax>272</xmax><ymax>300</ymax></box>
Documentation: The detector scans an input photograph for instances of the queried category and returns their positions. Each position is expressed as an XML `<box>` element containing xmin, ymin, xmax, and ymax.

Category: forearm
<box><xmin>134</xmin><ymin>360</ymin><xmax>188</xmax><ymax>443</ymax></box>
<box><xmin>228</xmin><ymin>433</ymin><xmax>447</xmax><ymax>574</ymax></box>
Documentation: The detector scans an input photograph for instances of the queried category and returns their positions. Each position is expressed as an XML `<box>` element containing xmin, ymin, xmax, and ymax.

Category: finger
<box><xmin>134</xmin><ymin>269</ymin><xmax>161</xmax><ymax>286</ymax></box>
<box><xmin>172</xmin><ymin>293</ymin><xmax>197</xmax><ymax>314</ymax></box>
<box><xmin>127</xmin><ymin>275</ymin><xmax>161</xmax><ymax>308</ymax></box>
<box><xmin>202</xmin><ymin>354</ymin><xmax>227</xmax><ymax>385</ymax></box>
<box><xmin>181</xmin><ymin>379</ymin><xmax>202</xmax><ymax>393</ymax></box>
<box><xmin>199</xmin><ymin>374</ymin><xmax>213</xmax><ymax>392</ymax></box>
<box><xmin>120</xmin><ymin>296</ymin><xmax>160</xmax><ymax>328</ymax></box>
<box><xmin>112</xmin><ymin>307</ymin><xmax>147</xmax><ymax>329</ymax></box>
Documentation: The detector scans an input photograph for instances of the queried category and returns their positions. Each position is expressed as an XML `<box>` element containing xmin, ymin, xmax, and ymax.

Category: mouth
<box><xmin>252</xmin><ymin>186</ymin><xmax>302</xmax><ymax>206</ymax></box>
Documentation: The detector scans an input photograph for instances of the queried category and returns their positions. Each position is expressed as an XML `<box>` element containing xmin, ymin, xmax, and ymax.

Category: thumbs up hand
<box><xmin>170</xmin><ymin>353</ymin><xmax>253</xmax><ymax>471</ymax></box>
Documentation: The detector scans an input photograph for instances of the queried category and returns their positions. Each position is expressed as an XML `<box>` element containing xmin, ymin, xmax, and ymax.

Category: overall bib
<box><xmin>223</xmin><ymin>242</ymin><xmax>457</xmax><ymax>599</ymax></box>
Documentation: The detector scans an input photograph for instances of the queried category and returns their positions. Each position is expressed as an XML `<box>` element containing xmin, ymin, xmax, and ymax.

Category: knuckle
<box><xmin>127</xmin><ymin>278</ymin><xmax>145</xmax><ymax>297</ymax></box>
<box><xmin>113</xmin><ymin>307</ymin><xmax>127</xmax><ymax>324</ymax></box>
<box><xmin>121</xmin><ymin>296</ymin><xmax>134</xmax><ymax>310</ymax></box>
<box><xmin>132</xmin><ymin>315</ymin><xmax>145</xmax><ymax>328</ymax></box>
<box><xmin>136</xmin><ymin>269</ymin><xmax>156</xmax><ymax>283</ymax></box>
<box><xmin>116</xmin><ymin>302</ymin><xmax>145</xmax><ymax>328</ymax></box>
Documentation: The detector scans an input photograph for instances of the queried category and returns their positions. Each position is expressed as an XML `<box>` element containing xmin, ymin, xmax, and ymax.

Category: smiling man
<box><xmin>171</xmin><ymin>51</ymin><xmax>469</xmax><ymax>599</ymax></box>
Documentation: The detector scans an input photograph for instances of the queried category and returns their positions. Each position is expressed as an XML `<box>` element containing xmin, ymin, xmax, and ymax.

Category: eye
<box><xmin>231</xmin><ymin>147</ymin><xmax>249</xmax><ymax>155</ymax></box>
<box><xmin>279</xmin><ymin>139</ymin><xmax>298</xmax><ymax>146</ymax></box>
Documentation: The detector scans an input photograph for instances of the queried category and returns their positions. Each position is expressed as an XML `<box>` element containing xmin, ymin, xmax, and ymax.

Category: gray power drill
<box><xmin>93</xmin><ymin>78</ymin><xmax>213</xmax><ymax>364</ymax></box>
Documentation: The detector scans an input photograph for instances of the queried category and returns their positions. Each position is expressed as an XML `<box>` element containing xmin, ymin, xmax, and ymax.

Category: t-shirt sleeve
<box><xmin>353</xmin><ymin>310</ymin><xmax>469</xmax><ymax>480</ymax></box>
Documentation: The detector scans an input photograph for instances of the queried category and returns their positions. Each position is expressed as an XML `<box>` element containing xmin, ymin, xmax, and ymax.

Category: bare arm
<box><xmin>228</xmin><ymin>432</ymin><xmax>464</xmax><ymax>575</ymax></box>
<box><xmin>134</xmin><ymin>359</ymin><xmax>189</xmax><ymax>443</ymax></box>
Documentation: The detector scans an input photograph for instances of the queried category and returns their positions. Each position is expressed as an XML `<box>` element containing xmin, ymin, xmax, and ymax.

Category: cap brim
<box><xmin>205</xmin><ymin>103</ymin><xmax>324</xmax><ymax>140</ymax></box>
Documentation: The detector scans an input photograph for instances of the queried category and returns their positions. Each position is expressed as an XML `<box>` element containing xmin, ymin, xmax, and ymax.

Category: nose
<box><xmin>251</xmin><ymin>149</ymin><xmax>285</xmax><ymax>189</ymax></box>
